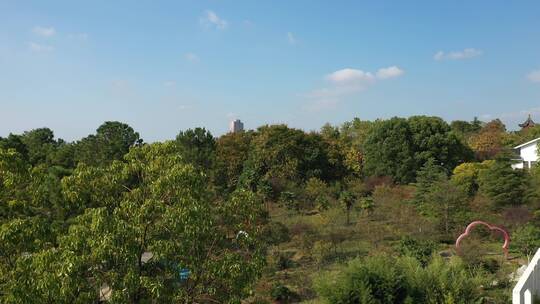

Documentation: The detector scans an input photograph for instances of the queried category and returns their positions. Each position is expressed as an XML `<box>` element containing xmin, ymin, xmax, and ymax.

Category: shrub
<box><xmin>512</xmin><ymin>223</ymin><xmax>540</xmax><ymax>258</ymax></box>
<box><xmin>312</xmin><ymin>240</ymin><xmax>333</xmax><ymax>265</ymax></box>
<box><xmin>396</xmin><ymin>236</ymin><xmax>436</xmax><ymax>266</ymax></box>
<box><xmin>261</xmin><ymin>222</ymin><xmax>290</xmax><ymax>246</ymax></box>
<box><xmin>275</xmin><ymin>252</ymin><xmax>295</xmax><ymax>270</ymax></box>
<box><xmin>315</xmin><ymin>255</ymin><xmax>486</xmax><ymax>304</ymax></box>
<box><xmin>270</xmin><ymin>283</ymin><xmax>295</xmax><ymax>302</ymax></box>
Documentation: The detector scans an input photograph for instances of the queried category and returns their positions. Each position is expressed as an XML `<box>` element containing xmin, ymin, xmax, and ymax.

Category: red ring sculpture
<box><xmin>455</xmin><ymin>220</ymin><xmax>510</xmax><ymax>259</ymax></box>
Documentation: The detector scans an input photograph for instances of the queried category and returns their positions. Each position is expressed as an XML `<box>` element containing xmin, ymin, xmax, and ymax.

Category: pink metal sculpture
<box><xmin>455</xmin><ymin>220</ymin><xmax>510</xmax><ymax>259</ymax></box>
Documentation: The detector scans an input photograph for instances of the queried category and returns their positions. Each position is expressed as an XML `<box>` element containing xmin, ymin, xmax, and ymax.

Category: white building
<box><xmin>512</xmin><ymin>137</ymin><xmax>539</xmax><ymax>169</ymax></box>
<box><xmin>229</xmin><ymin>119</ymin><xmax>244</xmax><ymax>133</ymax></box>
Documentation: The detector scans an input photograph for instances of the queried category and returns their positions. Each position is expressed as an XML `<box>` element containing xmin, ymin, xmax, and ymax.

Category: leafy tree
<box><xmin>304</xmin><ymin>177</ymin><xmax>328</xmax><ymax>202</ymax></box>
<box><xmin>414</xmin><ymin>159</ymin><xmax>468</xmax><ymax>236</ymax></box>
<box><xmin>357</xmin><ymin>197</ymin><xmax>375</xmax><ymax>216</ymax></box>
<box><xmin>468</xmin><ymin>119</ymin><xmax>507</xmax><ymax>160</ymax></box>
<box><xmin>426</xmin><ymin>179</ymin><xmax>469</xmax><ymax>237</ymax></box>
<box><xmin>214</xmin><ymin>131</ymin><xmax>253</xmax><ymax>193</ymax></box>
<box><xmin>175</xmin><ymin>127</ymin><xmax>216</xmax><ymax>171</ymax></box>
<box><xmin>2</xmin><ymin>142</ymin><xmax>266</xmax><ymax>303</ymax></box>
<box><xmin>0</xmin><ymin>134</ymin><xmax>29</xmax><ymax>161</ymax></box>
<box><xmin>413</xmin><ymin>158</ymin><xmax>447</xmax><ymax>210</ymax></box>
<box><xmin>336</xmin><ymin>118</ymin><xmax>375</xmax><ymax>176</ymax></box>
<box><xmin>20</xmin><ymin>128</ymin><xmax>57</xmax><ymax>165</ymax></box>
<box><xmin>451</xmin><ymin>162</ymin><xmax>482</xmax><ymax>196</ymax></box>
<box><xmin>239</xmin><ymin>125</ymin><xmax>332</xmax><ymax>198</ymax></box>
<box><xmin>478</xmin><ymin>159</ymin><xmax>528</xmax><ymax>206</ymax></box>
<box><xmin>363</xmin><ymin>117</ymin><xmax>416</xmax><ymax>183</ymax></box>
<box><xmin>339</xmin><ymin>191</ymin><xmax>356</xmax><ymax>225</ymax></box>
<box><xmin>450</xmin><ymin>118</ymin><xmax>482</xmax><ymax>138</ymax></box>
<box><xmin>363</xmin><ymin>116</ymin><xmax>470</xmax><ymax>184</ymax></box>
<box><xmin>408</xmin><ymin>116</ymin><xmax>472</xmax><ymax>171</ymax></box>
<box><xmin>75</xmin><ymin>121</ymin><xmax>142</xmax><ymax>166</ymax></box>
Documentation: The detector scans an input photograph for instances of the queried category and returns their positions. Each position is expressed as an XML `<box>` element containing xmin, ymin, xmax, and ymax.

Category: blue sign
<box><xmin>179</xmin><ymin>268</ymin><xmax>190</xmax><ymax>281</ymax></box>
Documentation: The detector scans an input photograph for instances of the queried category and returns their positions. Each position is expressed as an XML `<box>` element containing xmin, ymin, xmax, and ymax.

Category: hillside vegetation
<box><xmin>2</xmin><ymin>117</ymin><xmax>540</xmax><ymax>303</ymax></box>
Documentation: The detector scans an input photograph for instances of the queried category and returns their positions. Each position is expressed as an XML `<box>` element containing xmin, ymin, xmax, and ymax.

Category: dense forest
<box><xmin>1</xmin><ymin>116</ymin><xmax>540</xmax><ymax>303</ymax></box>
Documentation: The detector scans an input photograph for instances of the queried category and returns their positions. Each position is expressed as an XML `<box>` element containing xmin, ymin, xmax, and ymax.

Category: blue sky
<box><xmin>1</xmin><ymin>1</ymin><xmax>540</xmax><ymax>141</ymax></box>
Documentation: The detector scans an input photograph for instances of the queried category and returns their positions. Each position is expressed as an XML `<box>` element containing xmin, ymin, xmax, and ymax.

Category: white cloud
<box><xmin>200</xmin><ymin>10</ymin><xmax>228</xmax><ymax>30</ymax></box>
<box><xmin>184</xmin><ymin>52</ymin><xmax>200</xmax><ymax>63</ymax></box>
<box><xmin>434</xmin><ymin>48</ymin><xmax>483</xmax><ymax>61</ymax></box>
<box><xmin>28</xmin><ymin>42</ymin><xmax>54</xmax><ymax>52</ymax></box>
<box><xmin>527</xmin><ymin>70</ymin><xmax>540</xmax><ymax>83</ymax></box>
<box><xmin>32</xmin><ymin>26</ymin><xmax>56</xmax><ymax>37</ymax></box>
<box><xmin>164</xmin><ymin>81</ymin><xmax>176</xmax><ymax>87</ymax></box>
<box><xmin>376</xmin><ymin>66</ymin><xmax>404</xmax><ymax>79</ymax></box>
<box><xmin>326</xmin><ymin>68</ymin><xmax>375</xmax><ymax>85</ymax></box>
<box><xmin>287</xmin><ymin>32</ymin><xmax>296</xmax><ymax>45</ymax></box>
<box><xmin>304</xmin><ymin>66</ymin><xmax>404</xmax><ymax>111</ymax></box>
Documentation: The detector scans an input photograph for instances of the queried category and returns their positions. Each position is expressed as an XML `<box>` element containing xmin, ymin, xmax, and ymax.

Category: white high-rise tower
<box><xmin>229</xmin><ymin>119</ymin><xmax>244</xmax><ymax>133</ymax></box>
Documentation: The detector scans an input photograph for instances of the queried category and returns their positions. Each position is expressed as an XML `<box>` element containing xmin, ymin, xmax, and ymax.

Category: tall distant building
<box><xmin>229</xmin><ymin>119</ymin><xmax>244</xmax><ymax>133</ymax></box>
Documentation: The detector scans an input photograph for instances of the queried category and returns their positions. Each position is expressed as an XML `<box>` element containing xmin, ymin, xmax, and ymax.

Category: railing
<box><xmin>513</xmin><ymin>248</ymin><xmax>540</xmax><ymax>304</ymax></box>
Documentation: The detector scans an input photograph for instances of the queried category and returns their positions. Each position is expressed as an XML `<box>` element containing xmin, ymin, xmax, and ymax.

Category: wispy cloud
<box><xmin>304</xmin><ymin>66</ymin><xmax>404</xmax><ymax>111</ymax></box>
<box><xmin>527</xmin><ymin>70</ymin><xmax>540</xmax><ymax>83</ymax></box>
<box><xmin>32</xmin><ymin>26</ymin><xmax>56</xmax><ymax>37</ymax></box>
<box><xmin>376</xmin><ymin>66</ymin><xmax>404</xmax><ymax>79</ymax></box>
<box><xmin>28</xmin><ymin>42</ymin><xmax>54</xmax><ymax>52</ymax></box>
<box><xmin>434</xmin><ymin>48</ymin><xmax>483</xmax><ymax>61</ymax></box>
<box><xmin>184</xmin><ymin>52</ymin><xmax>200</xmax><ymax>63</ymax></box>
<box><xmin>200</xmin><ymin>10</ymin><xmax>228</xmax><ymax>30</ymax></box>
<box><xmin>164</xmin><ymin>81</ymin><xmax>176</xmax><ymax>87</ymax></box>
<box><xmin>287</xmin><ymin>32</ymin><xmax>296</xmax><ymax>45</ymax></box>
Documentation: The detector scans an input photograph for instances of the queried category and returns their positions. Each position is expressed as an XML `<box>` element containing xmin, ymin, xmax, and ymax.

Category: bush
<box><xmin>512</xmin><ymin>223</ymin><xmax>540</xmax><ymax>258</ymax></box>
<box><xmin>261</xmin><ymin>222</ymin><xmax>290</xmax><ymax>246</ymax></box>
<box><xmin>312</xmin><ymin>240</ymin><xmax>333</xmax><ymax>265</ymax></box>
<box><xmin>396</xmin><ymin>236</ymin><xmax>436</xmax><ymax>266</ymax></box>
<box><xmin>270</xmin><ymin>283</ymin><xmax>295</xmax><ymax>302</ymax></box>
<box><xmin>275</xmin><ymin>252</ymin><xmax>295</xmax><ymax>270</ymax></box>
<box><xmin>315</xmin><ymin>255</ymin><xmax>486</xmax><ymax>304</ymax></box>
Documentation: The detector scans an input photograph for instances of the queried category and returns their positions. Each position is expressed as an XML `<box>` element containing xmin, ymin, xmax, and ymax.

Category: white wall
<box><xmin>520</xmin><ymin>143</ymin><xmax>538</xmax><ymax>162</ymax></box>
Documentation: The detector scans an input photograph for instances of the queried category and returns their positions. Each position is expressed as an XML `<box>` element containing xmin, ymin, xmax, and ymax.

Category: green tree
<box><xmin>468</xmin><ymin>119</ymin><xmax>507</xmax><ymax>160</ymax></box>
<box><xmin>0</xmin><ymin>134</ymin><xmax>29</xmax><ymax>162</ymax></box>
<box><xmin>478</xmin><ymin>159</ymin><xmax>528</xmax><ymax>206</ymax></box>
<box><xmin>413</xmin><ymin>158</ymin><xmax>447</xmax><ymax>210</ymax></box>
<box><xmin>339</xmin><ymin>190</ymin><xmax>356</xmax><ymax>225</ymax></box>
<box><xmin>175</xmin><ymin>127</ymin><xmax>216</xmax><ymax>171</ymax></box>
<box><xmin>363</xmin><ymin>117</ymin><xmax>416</xmax><ymax>183</ymax></box>
<box><xmin>2</xmin><ymin>142</ymin><xmax>266</xmax><ymax>303</ymax></box>
<box><xmin>407</xmin><ymin>116</ymin><xmax>472</xmax><ymax>171</ymax></box>
<box><xmin>363</xmin><ymin>117</ymin><xmax>471</xmax><ymax>184</ymax></box>
<box><xmin>75</xmin><ymin>121</ymin><xmax>142</xmax><ymax>166</ymax></box>
<box><xmin>451</xmin><ymin>161</ymin><xmax>494</xmax><ymax>197</ymax></box>
<box><xmin>20</xmin><ymin>128</ymin><xmax>57</xmax><ymax>165</ymax></box>
<box><xmin>214</xmin><ymin>131</ymin><xmax>253</xmax><ymax>193</ymax></box>
<box><xmin>239</xmin><ymin>125</ymin><xmax>332</xmax><ymax>198</ymax></box>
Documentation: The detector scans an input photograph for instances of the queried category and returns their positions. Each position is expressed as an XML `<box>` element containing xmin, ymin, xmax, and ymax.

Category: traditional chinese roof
<box><xmin>519</xmin><ymin>114</ymin><xmax>536</xmax><ymax>129</ymax></box>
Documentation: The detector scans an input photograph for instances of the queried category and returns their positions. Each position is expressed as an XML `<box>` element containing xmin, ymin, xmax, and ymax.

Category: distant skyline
<box><xmin>1</xmin><ymin>1</ymin><xmax>539</xmax><ymax>142</ymax></box>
